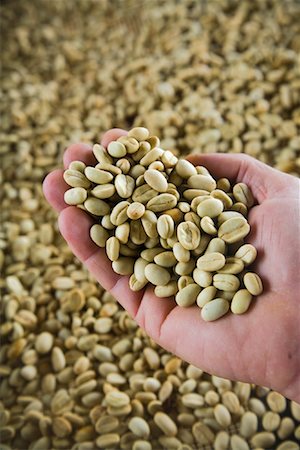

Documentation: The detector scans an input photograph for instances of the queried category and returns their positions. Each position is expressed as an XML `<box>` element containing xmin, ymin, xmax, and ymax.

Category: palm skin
<box><xmin>43</xmin><ymin>128</ymin><xmax>300</xmax><ymax>402</ymax></box>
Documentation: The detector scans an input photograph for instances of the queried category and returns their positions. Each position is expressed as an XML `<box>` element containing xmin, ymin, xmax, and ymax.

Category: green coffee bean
<box><xmin>211</xmin><ymin>189</ymin><xmax>233</xmax><ymax>208</ymax></box>
<box><xmin>218</xmin><ymin>217</ymin><xmax>250</xmax><ymax>243</ymax></box>
<box><xmin>240</xmin><ymin>411</ymin><xmax>258</xmax><ymax>438</ymax></box>
<box><xmin>69</xmin><ymin>160</ymin><xmax>86</xmax><ymax>172</ymax></box>
<box><xmin>197</xmin><ymin>198</ymin><xmax>224</xmax><ymax>218</ymax></box>
<box><xmin>197</xmin><ymin>286</ymin><xmax>217</xmax><ymax>307</ymax></box>
<box><xmin>110</xmin><ymin>201</ymin><xmax>130</xmax><ymax>226</ymax></box>
<box><xmin>185</xmin><ymin>211</ymin><xmax>201</xmax><ymax>228</ymax></box>
<box><xmin>63</xmin><ymin>169</ymin><xmax>91</xmax><ymax>188</ymax></box>
<box><xmin>177</xmin><ymin>276</ymin><xmax>194</xmax><ymax>290</ymax></box>
<box><xmin>205</xmin><ymin>238</ymin><xmax>226</xmax><ymax>255</ymax></box>
<box><xmin>187</xmin><ymin>174</ymin><xmax>217</xmax><ymax>191</ymax></box>
<box><xmin>175</xmin><ymin>160</ymin><xmax>197</xmax><ymax>178</ymax></box>
<box><xmin>193</xmin><ymin>268</ymin><xmax>213</xmax><ymax>288</ymax></box>
<box><xmin>177</xmin><ymin>221</ymin><xmax>201</xmax><ymax>250</ymax></box>
<box><xmin>101</xmin><ymin>214</ymin><xmax>115</xmax><ymax>230</ymax></box>
<box><xmin>115</xmin><ymin>174</ymin><xmax>135</xmax><ymax>198</ymax></box>
<box><xmin>267</xmin><ymin>391</ymin><xmax>287</xmax><ymax>413</ymax></box>
<box><xmin>128</xmin><ymin>127</ymin><xmax>150</xmax><ymax>141</ymax></box>
<box><xmin>218</xmin><ymin>257</ymin><xmax>244</xmax><ymax>274</ymax></box>
<box><xmin>91</xmin><ymin>184</ymin><xmax>115</xmax><ymax>199</ymax></box>
<box><xmin>130</xmin><ymin>220</ymin><xmax>147</xmax><ymax>245</ymax></box>
<box><xmin>127</xmin><ymin>202</ymin><xmax>145</xmax><ymax>220</ymax></box>
<box><xmin>107</xmin><ymin>141</ymin><xmax>127</xmax><ymax>158</ymax></box>
<box><xmin>85</xmin><ymin>166</ymin><xmax>113</xmax><ymax>184</ymax></box>
<box><xmin>96</xmin><ymin>162</ymin><xmax>122</xmax><ymax>176</ymax></box>
<box><xmin>201</xmin><ymin>299</ymin><xmax>229</xmax><ymax>322</ymax></box>
<box><xmin>157</xmin><ymin>215</ymin><xmax>175</xmax><ymax>239</ymax></box>
<box><xmin>144</xmin><ymin>264</ymin><xmax>171</xmax><ymax>286</ymax></box>
<box><xmin>84</xmin><ymin>198</ymin><xmax>110</xmax><ymax>216</ymax></box>
<box><xmin>235</xmin><ymin>244</ymin><xmax>257</xmax><ymax>266</ymax></box>
<box><xmin>141</xmin><ymin>210</ymin><xmax>158</xmax><ymax>238</ymax></box>
<box><xmin>64</xmin><ymin>187</ymin><xmax>87</xmax><ymax>205</ymax></box>
<box><xmin>154</xmin><ymin>251</ymin><xmax>177</xmax><ymax>267</ymax></box>
<box><xmin>106</xmin><ymin>237</ymin><xmax>120</xmax><ymax>262</ymax></box>
<box><xmin>147</xmin><ymin>193</ymin><xmax>177</xmax><ymax>212</ymax></box>
<box><xmin>173</xmin><ymin>242</ymin><xmax>190</xmax><ymax>263</ymax></box>
<box><xmin>230</xmin><ymin>435</ymin><xmax>249</xmax><ymax>450</ymax></box>
<box><xmin>129</xmin><ymin>274</ymin><xmax>148</xmax><ymax>291</ymax></box>
<box><xmin>200</xmin><ymin>216</ymin><xmax>217</xmax><ymax>235</ymax></box>
<box><xmin>176</xmin><ymin>284</ymin><xmax>201</xmax><ymax>307</ymax></box>
<box><xmin>140</xmin><ymin>148</ymin><xmax>164</xmax><ymax>166</ymax></box>
<box><xmin>231</xmin><ymin>201</ymin><xmax>248</xmax><ymax>215</ymax></box>
<box><xmin>90</xmin><ymin>224</ymin><xmax>109</xmax><ymax>248</ymax></box>
<box><xmin>112</xmin><ymin>257</ymin><xmax>135</xmax><ymax>275</ymax></box>
<box><xmin>115</xmin><ymin>222</ymin><xmax>130</xmax><ymax>244</ymax></box>
<box><xmin>118</xmin><ymin>136</ymin><xmax>140</xmax><ymax>154</ymax></box>
<box><xmin>132</xmin><ymin>184</ymin><xmax>158</xmax><ymax>205</ymax></box>
<box><xmin>183</xmin><ymin>189</ymin><xmax>210</xmax><ymax>201</ymax></box>
<box><xmin>250</xmin><ymin>431</ymin><xmax>276</xmax><ymax>448</ymax></box>
<box><xmin>92</xmin><ymin>143</ymin><xmax>113</xmax><ymax>164</ymax></box>
<box><xmin>161</xmin><ymin>150</ymin><xmax>178</xmax><ymax>168</ymax></box>
<box><xmin>231</xmin><ymin>290</ymin><xmax>252</xmax><ymax>314</ymax></box>
<box><xmin>144</xmin><ymin>169</ymin><xmax>168</xmax><ymax>193</ymax></box>
<box><xmin>196</xmin><ymin>253</ymin><xmax>225</xmax><ymax>272</ymax></box>
<box><xmin>233</xmin><ymin>183</ymin><xmax>254</xmax><ymax>207</ymax></box>
<box><xmin>213</xmin><ymin>274</ymin><xmax>240</xmax><ymax>291</ymax></box>
<box><xmin>243</xmin><ymin>272</ymin><xmax>263</xmax><ymax>295</ymax></box>
<box><xmin>218</xmin><ymin>290</ymin><xmax>236</xmax><ymax>301</ymax></box>
<box><xmin>262</xmin><ymin>411</ymin><xmax>281</xmax><ymax>431</ymax></box>
<box><xmin>217</xmin><ymin>211</ymin><xmax>244</xmax><ymax>226</ymax></box>
<box><xmin>155</xmin><ymin>281</ymin><xmax>178</xmax><ymax>298</ymax></box>
<box><xmin>175</xmin><ymin>259</ymin><xmax>195</xmax><ymax>276</ymax></box>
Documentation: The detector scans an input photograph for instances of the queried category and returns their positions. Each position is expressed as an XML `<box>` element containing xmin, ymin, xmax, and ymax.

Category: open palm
<box><xmin>43</xmin><ymin>128</ymin><xmax>300</xmax><ymax>402</ymax></box>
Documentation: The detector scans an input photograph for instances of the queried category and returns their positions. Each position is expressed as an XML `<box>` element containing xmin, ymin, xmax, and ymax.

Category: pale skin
<box><xmin>43</xmin><ymin>128</ymin><xmax>300</xmax><ymax>402</ymax></box>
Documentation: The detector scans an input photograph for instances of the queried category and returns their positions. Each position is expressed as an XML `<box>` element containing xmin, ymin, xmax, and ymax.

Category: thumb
<box><xmin>187</xmin><ymin>153</ymin><xmax>291</xmax><ymax>204</ymax></box>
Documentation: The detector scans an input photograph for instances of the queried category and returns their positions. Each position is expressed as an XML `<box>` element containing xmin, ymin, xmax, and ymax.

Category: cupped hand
<box><xmin>43</xmin><ymin>128</ymin><xmax>300</xmax><ymax>402</ymax></box>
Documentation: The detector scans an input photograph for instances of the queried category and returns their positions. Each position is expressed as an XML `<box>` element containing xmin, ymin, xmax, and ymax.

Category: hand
<box><xmin>43</xmin><ymin>128</ymin><xmax>300</xmax><ymax>402</ymax></box>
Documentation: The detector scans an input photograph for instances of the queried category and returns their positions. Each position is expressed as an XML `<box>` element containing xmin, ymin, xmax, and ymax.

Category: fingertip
<box><xmin>43</xmin><ymin>169</ymin><xmax>68</xmax><ymax>212</ymax></box>
<box><xmin>58</xmin><ymin>206</ymin><xmax>96</xmax><ymax>261</ymax></box>
<box><xmin>63</xmin><ymin>143</ymin><xmax>94</xmax><ymax>168</ymax></box>
<box><xmin>101</xmin><ymin>128</ymin><xmax>128</xmax><ymax>148</ymax></box>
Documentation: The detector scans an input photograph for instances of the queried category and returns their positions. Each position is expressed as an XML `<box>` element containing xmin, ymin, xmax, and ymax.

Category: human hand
<box><xmin>43</xmin><ymin>128</ymin><xmax>300</xmax><ymax>402</ymax></box>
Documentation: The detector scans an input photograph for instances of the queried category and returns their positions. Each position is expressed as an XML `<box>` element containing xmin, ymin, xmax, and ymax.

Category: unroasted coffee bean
<box><xmin>84</xmin><ymin>197</ymin><xmax>110</xmax><ymax>216</ymax></box>
<box><xmin>243</xmin><ymin>273</ymin><xmax>263</xmax><ymax>295</ymax></box>
<box><xmin>201</xmin><ymin>299</ymin><xmax>229</xmax><ymax>322</ymax></box>
<box><xmin>144</xmin><ymin>264</ymin><xmax>171</xmax><ymax>286</ymax></box>
<box><xmin>144</xmin><ymin>169</ymin><xmax>168</xmax><ymax>193</ymax></box>
<box><xmin>175</xmin><ymin>284</ymin><xmax>201</xmax><ymax>307</ymax></box>
<box><xmin>177</xmin><ymin>221</ymin><xmax>201</xmax><ymax>250</ymax></box>
<box><xmin>157</xmin><ymin>215</ymin><xmax>175</xmax><ymax>239</ymax></box>
<box><xmin>197</xmin><ymin>198</ymin><xmax>224</xmax><ymax>218</ymax></box>
<box><xmin>231</xmin><ymin>290</ymin><xmax>252</xmax><ymax>314</ymax></box>
<box><xmin>64</xmin><ymin>187</ymin><xmax>87</xmax><ymax>205</ymax></box>
<box><xmin>218</xmin><ymin>217</ymin><xmax>250</xmax><ymax>243</ymax></box>
<box><xmin>90</xmin><ymin>225</ymin><xmax>109</xmax><ymax>248</ymax></box>
<box><xmin>196</xmin><ymin>253</ymin><xmax>225</xmax><ymax>272</ymax></box>
<box><xmin>213</xmin><ymin>274</ymin><xmax>240</xmax><ymax>292</ymax></box>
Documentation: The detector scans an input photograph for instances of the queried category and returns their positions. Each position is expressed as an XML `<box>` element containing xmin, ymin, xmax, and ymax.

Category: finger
<box><xmin>43</xmin><ymin>170</ymin><xmax>68</xmax><ymax>212</ymax></box>
<box><xmin>101</xmin><ymin>128</ymin><xmax>128</xmax><ymax>148</ymax></box>
<box><xmin>187</xmin><ymin>153</ymin><xmax>288</xmax><ymax>203</ymax></box>
<box><xmin>63</xmin><ymin>143</ymin><xmax>95</xmax><ymax>169</ymax></box>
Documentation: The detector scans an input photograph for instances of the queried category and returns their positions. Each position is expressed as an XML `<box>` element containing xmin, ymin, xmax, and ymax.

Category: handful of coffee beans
<box><xmin>64</xmin><ymin>127</ymin><xmax>263</xmax><ymax>321</ymax></box>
